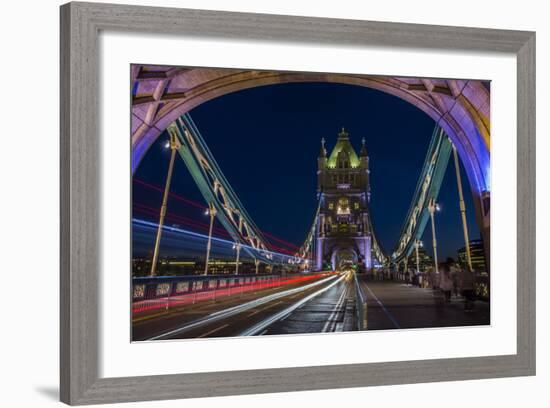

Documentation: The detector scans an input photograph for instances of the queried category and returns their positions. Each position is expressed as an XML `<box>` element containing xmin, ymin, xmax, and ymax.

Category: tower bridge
<box><xmin>131</xmin><ymin>71</ymin><xmax>491</xmax><ymax>339</ymax></box>
<box><xmin>131</xmin><ymin>67</ymin><xmax>491</xmax><ymax>267</ymax></box>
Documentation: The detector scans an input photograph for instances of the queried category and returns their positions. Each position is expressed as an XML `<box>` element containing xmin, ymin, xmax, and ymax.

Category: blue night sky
<box><xmin>133</xmin><ymin>82</ymin><xmax>481</xmax><ymax>261</ymax></box>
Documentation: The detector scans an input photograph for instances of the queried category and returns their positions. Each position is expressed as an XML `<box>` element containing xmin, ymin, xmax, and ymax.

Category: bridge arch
<box><xmin>131</xmin><ymin>67</ymin><xmax>491</xmax><ymax>259</ymax></box>
<box><xmin>331</xmin><ymin>248</ymin><xmax>359</xmax><ymax>271</ymax></box>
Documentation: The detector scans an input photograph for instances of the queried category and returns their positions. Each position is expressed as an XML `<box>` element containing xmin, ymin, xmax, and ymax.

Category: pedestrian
<box><xmin>459</xmin><ymin>266</ymin><xmax>476</xmax><ymax>312</ymax></box>
<box><xmin>450</xmin><ymin>265</ymin><xmax>459</xmax><ymax>297</ymax></box>
<box><xmin>426</xmin><ymin>266</ymin><xmax>435</xmax><ymax>289</ymax></box>
<box><xmin>439</xmin><ymin>265</ymin><xmax>453</xmax><ymax>303</ymax></box>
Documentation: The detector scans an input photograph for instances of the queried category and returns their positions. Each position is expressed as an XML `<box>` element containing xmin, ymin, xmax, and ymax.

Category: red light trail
<box><xmin>133</xmin><ymin>178</ymin><xmax>300</xmax><ymax>252</ymax></box>
<box><xmin>132</xmin><ymin>272</ymin><xmax>336</xmax><ymax>314</ymax></box>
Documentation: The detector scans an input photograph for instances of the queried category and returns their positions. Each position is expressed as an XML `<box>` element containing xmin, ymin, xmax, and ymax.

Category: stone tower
<box><xmin>315</xmin><ymin>128</ymin><xmax>372</xmax><ymax>271</ymax></box>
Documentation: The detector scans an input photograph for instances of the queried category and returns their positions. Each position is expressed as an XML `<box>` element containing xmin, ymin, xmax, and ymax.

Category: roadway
<box><xmin>261</xmin><ymin>272</ymin><xmax>356</xmax><ymax>335</ymax></box>
<box><xmin>132</xmin><ymin>272</ymin><xmax>354</xmax><ymax>340</ymax></box>
<box><xmin>132</xmin><ymin>272</ymin><xmax>489</xmax><ymax>341</ymax></box>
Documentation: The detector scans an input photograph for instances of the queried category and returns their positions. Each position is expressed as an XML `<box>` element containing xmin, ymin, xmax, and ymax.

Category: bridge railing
<box><xmin>132</xmin><ymin>272</ymin><xmax>335</xmax><ymax>315</ymax></box>
<box><xmin>354</xmin><ymin>273</ymin><xmax>368</xmax><ymax>330</ymax></box>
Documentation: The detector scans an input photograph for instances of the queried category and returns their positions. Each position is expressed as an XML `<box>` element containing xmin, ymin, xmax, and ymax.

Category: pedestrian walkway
<box><xmin>359</xmin><ymin>280</ymin><xmax>490</xmax><ymax>330</ymax></box>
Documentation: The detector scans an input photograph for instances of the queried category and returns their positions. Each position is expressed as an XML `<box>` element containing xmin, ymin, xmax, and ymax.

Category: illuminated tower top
<box><xmin>317</xmin><ymin>127</ymin><xmax>370</xmax><ymax>195</ymax></box>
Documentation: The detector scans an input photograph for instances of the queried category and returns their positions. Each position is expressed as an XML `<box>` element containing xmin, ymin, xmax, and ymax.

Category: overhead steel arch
<box><xmin>331</xmin><ymin>248</ymin><xmax>359</xmax><ymax>271</ymax></box>
<box><xmin>131</xmin><ymin>66</ymin><xmax>491</xmax><ymax>262</ymax></box>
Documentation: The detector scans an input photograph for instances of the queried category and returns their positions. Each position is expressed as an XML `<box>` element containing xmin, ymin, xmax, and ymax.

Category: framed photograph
<box><xmin>60</xmin><ymin>2</ymin><xmax>535</xmax><ymax>405</ymax></box>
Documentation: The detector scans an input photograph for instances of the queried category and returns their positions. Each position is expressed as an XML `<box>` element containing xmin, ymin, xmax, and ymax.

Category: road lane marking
<box><xmin>363</xmin><ymin>282</ymin><xmax>401</xmax><ymax>329</ymax></box>
<box><xmin>248</xmin><ymin>300</ymin><xmax>283</xmax><ymax>317</ymax></box>
<box><xmin>197</xmin><ymin>324</ymin><xmax>229</xmax><ymax>338</ymax></box>
<box><xmin>322</xmin><ymin>285</ymin><xmax>348</xmax><ymax>332</ymax></box>
<box><xmin>240</xmin><ymin>274</ymin><xmax>347</xmax><ymax>336</ymax></box>
<box><xmin>146</xmin><ymin>274</ymin><xmax>340</xmax><ymax>341</ymax></box>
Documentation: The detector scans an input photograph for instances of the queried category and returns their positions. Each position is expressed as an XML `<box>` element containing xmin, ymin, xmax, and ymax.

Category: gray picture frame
<box><xmin>60</xmin><ymin>2</ymin><xmax>536</xmax><ymax>405</ymax></box>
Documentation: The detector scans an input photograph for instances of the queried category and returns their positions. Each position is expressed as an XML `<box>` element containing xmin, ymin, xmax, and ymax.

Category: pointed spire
<box><xmin>360</xmin><ymin>137</ymin><xmax>368</xmax><ymax>157</ymax></box>
<box><xmin>338</xmin><ymin>127</ymin><xmax>349</xmax><ymax>140</ymax></box>
<box><xmin>319</xmin><ymin>137</ymin><xmax>326</xmax><ymax>157</ymax></box>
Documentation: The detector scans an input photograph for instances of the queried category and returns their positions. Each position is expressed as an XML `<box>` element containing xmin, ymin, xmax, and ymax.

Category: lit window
<box><xmin>328</xmin><ymin>202</ymin><xmax>334</xmax><ymax>210</ymax></box>
<box><xmin>354</xmin><ymin>202</ymin><xmax>360</xmax><ymax>210</ymax></box>
<box><xmin>337</xmin><ymin>197</ymin><xmax>350</xmax><ymax>215</ymax></box>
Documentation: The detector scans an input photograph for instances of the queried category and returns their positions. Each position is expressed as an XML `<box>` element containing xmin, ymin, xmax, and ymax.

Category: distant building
<box><xmin>458</xmin><ymin>239</ymin><xmax>488</xmax><ymax>275</ymax></box>
<box><xmin>407</xmin><ymin>248</ymin><xmax>434</xmax><ymax>272</ymax></box>
<box><xmin>132</xmin><ymin>257</ymin><xmax>197</xmax><ymax>276</ymax></box>
<box><xmin>132</xmin><ymin>257</ymin><xmax>269</xmax><ymax>277</ymax></box>
<box><xmin>132</xmin><ymin>257</ymin><xmax>152</xmax><ymax>277</ymax></box>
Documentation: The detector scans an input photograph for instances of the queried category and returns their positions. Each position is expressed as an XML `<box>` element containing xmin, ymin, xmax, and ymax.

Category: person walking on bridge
<box><xmin>439</xmin><ymin>264</ymin><xmax>453</xmax><ymax>303</ymax></box>
<box><xmin>404</xmin><ymin>269</ymin><xmax>411</xmax><ymax>286</ymax></box>
<box><xmin>426</xmin><ymin>266</ymin><xmax>436</xmax><ymax>289</ymax></box>
<box><xmin>459</xmin><ymin>266</ymin><xmax>476</xmax><ymax>312</ymax></box>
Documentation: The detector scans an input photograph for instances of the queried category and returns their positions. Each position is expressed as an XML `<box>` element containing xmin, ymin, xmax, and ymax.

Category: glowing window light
<box><xmin>337</xmin><ymin>206</ymin><xmax>350</xmax><ymax>215</ymax></box>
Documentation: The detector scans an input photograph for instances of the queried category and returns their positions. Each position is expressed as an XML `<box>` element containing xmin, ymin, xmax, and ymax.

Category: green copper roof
<box><xmin>327</xmin><ymin>128</ymin><xmax>360</xmax><ymax>168</ymax></box>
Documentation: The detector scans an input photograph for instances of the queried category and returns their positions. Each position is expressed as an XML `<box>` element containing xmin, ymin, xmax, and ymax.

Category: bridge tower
<box><xmin>315</xmin><ymin>128</ymin><xmax>372</xmax><ymax>271</ymax></box>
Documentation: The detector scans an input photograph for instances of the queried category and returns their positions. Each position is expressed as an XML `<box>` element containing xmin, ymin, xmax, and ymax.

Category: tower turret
<box><xmin>317</xmin><ymin>138</ymin><xmax>328</xmax><ymax>192</ymax></box>
<box><xmin>359</xmin><ymin>137</ymin><xmax>371</xmax><ymax>201</ymax></box>
<box><xmin>360</xmin><ymin>137</ymin><xmax>368</xmax><ymax>158</ymax></box>
<box><xmin>319</xmin><ymin>137</ymin><xmax>327</xmax><ymax>158</ymax></box>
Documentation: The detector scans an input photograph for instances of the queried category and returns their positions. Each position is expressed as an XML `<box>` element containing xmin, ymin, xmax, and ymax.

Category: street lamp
<box><xmin>427</xmin><ymin>198</ymin><xmax>439</xmax><ymax>275</ymax></box>
<box><xmin>232</xmin><ymin>242</ymin><xmax>242</xmax><ymax>275</ymax></box>
<box><xmin>414</xmin><ymin>239</ymin><xmax>424</xmax><ymax>277</ymax></box>
<box><xmin>203</xmin><ymin>202</ymin><xmax>217</xmax><ymax>276</ymax></box>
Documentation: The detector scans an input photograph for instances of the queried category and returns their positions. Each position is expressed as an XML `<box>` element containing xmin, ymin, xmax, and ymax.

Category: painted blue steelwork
<box><xmin>392</xmin><ymin>126</ymin><xmax>452</xmax><ymax>264</ymax></box>
<box><xmin>168</xmin><ymin>114</ymin><xmax>286</xmax><ymax>265</ymax></box>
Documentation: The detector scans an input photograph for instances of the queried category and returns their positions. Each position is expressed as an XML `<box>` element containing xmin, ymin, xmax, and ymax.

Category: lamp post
<box><xmin>414</xmin><ymin>239</ymin><xmax>422</xmax><ymax>275</ymax></box>
<box><xmin>414</xmin><ymin>239</ymin><xmax>424</xmax><ymax>286</ymax></box>
<box><xmin>150</xmin><ymin>128</ymin><xmax>180</xmax><ymax>277</ymax></box>
<box><xmin>452</xmin><ymin>145</ymin><xmax>473</xmax><ymax>270</ymax></box>
<box><xmin>233</xmin><ymin>242</ymin><xmax>242</xmax><ymax>275</ymax></box>
<box><xmin>204</xmin><ymin>202</ymin><xmax>217</xmax><ymax>276</ymax></box>
<box><xmin>427</xmin><ymin>198</ymin><xmax>440</xmax><ymax>275</ymax></box>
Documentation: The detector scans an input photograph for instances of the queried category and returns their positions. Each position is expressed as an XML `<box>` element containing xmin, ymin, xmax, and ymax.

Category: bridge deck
<box><xmin>132</xmin><ymin>275</ymin><xmax>490</xmax><ymax>340</ymax></box>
